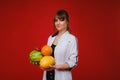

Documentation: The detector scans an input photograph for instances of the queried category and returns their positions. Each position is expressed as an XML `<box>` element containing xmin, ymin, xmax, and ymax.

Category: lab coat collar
<box><xmin>52</xmin><ymin>31</ymin><xmax>70</xmax><ymax>37</ymax></box>
<box><xmin>49</xmin><ymin>31</ymin><xmax>70</xmax><ymax>46</ymax></box>
<box><xmin>61</xmin><ymin>31</ymin><xmax>70</xmax><ymax>37</ymax></box>
<box><xmin>52</xmin><ymin>32</ymin><xmax>58</xmax><ymax>37</ymax></box>
<box><xmin>58</xmin><ymin>31</ymin><xmax>70</xmax><ymax>41</ymax></box>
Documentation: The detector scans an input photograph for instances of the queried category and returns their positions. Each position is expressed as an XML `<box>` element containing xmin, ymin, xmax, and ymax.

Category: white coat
<box><xmin>42</xmin><ymin>31</ymin><xmax>78</xmax><ymax>80</ymax></box>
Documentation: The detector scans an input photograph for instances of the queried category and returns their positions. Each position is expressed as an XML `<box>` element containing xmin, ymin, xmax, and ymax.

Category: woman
<box><xmin>42</xmin><ymin>10</ymin><xmax>78</xmax><ymax>80</ymax></box>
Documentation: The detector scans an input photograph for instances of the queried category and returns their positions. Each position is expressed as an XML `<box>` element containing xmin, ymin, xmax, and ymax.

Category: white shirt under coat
<box><xmin>42</xmin><ymin>31</ymin><xmax>78</xmax><ymax>80</ymax></box>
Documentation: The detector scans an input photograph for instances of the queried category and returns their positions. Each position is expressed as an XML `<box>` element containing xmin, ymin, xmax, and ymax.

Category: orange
<box><xmin>40</xmin><ymin>56</ymin><xmax>55</xmax><ymax>69</ymax></box>
<box><xmin>41</xmin><ymin>45</ymin><xmax>52</xmax><ymax>56</ymax></box>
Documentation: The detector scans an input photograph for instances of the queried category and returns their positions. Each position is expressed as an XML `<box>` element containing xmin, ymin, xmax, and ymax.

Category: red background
<box><xmin>0</xmin><ymin>0</ymin><xmax>120</xmax><ymax>80</ymax></box>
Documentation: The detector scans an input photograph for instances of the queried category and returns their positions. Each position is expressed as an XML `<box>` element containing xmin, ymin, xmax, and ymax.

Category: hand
<box><xmin>49</xmin><ymin>63</ymin><xmax>70</xmax><ymax>70</ymax></box>
<box><xmin>49</xmin><ymin>65</ymin><xmax>56</xmax><ymax>69</ymax></box>
<box><xmin>30</xmin><ymin>61</ymin><xmax>39</xmax><ymax>66</ymax></box>
<box><xmin>40</xmin><ymin>65</ymin><xmax>55</xmax><ymax>71</ymax></box>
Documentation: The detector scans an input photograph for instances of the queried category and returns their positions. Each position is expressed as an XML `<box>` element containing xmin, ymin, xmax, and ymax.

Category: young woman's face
<box><xmin>54</xmin><ymin>17</ymin><xmax>68</xmax><ymax>32</ymax></box>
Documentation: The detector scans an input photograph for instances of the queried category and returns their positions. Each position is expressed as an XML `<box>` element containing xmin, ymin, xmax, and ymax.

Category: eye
<box><xmin>59</xmin><ymin>17</ymin><xmax>65</xmax><ymax>21</ymax></box>
<box><xmin>54</xmin><ymin>19</ymin><xmax>58</xmax><ymax>22</ymax></box>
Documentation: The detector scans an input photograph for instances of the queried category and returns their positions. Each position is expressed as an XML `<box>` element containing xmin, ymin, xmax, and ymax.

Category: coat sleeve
<box><xmin>65</xmin><ymin>36</ymin><xmax>78</xmax><ymax>69</ymax></box>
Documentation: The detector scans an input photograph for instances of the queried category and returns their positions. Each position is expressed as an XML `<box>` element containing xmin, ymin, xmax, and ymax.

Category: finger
<box><xmin>50</xmin><ymin>65</ymin><xmax>56</xmax><ymax>69</ymax></box>
<box><xmin>35</xmin><ymin>62</ymin><xmax>37</xmax><ymax>65</ymax></box>
<box><xmin>49</xmin><ymin>65</ymin><xmax>53</xmax><ymax>67</ymax></box>
<box><xmin>30</xmin><ymin>61</ymin><xmax>34</xmax><ymax>64</ymax></box>
<box><xmin>36</xmin><ymin>62</ymin><xmax>39</xmax><ymax>65</ymax></box>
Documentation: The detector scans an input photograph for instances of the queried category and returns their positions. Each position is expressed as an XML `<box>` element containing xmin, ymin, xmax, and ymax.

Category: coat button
<box><xmin>50</xmin><ymin>72</ymin><xmax>53</xmax><ymax>75</ymax></box>
<box><xmin>50</xmin><ymin>76</ymin><xmax>53</xmax><ymax>79</ymax></box>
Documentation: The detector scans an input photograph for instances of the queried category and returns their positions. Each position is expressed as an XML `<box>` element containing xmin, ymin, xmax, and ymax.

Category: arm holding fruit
<box><xmin>51</xmin><ymin>37</ymin><xmax>78</xmax><ymax>71</ymax></box>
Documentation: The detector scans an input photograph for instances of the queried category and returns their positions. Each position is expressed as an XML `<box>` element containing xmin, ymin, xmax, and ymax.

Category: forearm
<box><xmin>54</xmin><ymin>63</ymin><xmax>70</xmax><ymax>70</ymax></box>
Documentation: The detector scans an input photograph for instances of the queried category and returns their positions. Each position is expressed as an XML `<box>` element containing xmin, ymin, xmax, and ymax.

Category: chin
<box><xmin>56</xmin><ymin>28</ymin><xmax>62</xmax><ymax>31</ymax></box>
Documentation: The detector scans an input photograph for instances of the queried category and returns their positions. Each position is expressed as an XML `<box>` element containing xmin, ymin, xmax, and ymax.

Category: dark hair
<box><xmin>54</xmin><ymin>9</ymin><xmax>71</xmax><ymax>33</ymax></box>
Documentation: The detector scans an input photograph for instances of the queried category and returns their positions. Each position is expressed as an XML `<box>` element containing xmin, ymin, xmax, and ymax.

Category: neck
<box><xmin>58</xmin><ymin>30</ymin><xmax>67</xmax><ymax>36</ymax></box>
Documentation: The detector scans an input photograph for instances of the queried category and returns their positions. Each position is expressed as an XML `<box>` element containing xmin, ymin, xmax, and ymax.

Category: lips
<box><xmin>56</xmin><ymin>25</ymin><xmax>61</xmax><ymax>28</ymax></box>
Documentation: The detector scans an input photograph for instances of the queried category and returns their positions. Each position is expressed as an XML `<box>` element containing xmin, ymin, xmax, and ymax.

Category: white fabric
<box><xmin>42</xmin><ymin>31</ymin><xmax>78</xmax><ymax>80</ymax></box>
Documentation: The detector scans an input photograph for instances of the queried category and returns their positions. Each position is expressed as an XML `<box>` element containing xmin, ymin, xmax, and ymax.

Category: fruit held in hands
<box><xmin>29</xmin><ymin>50</ymin><xmax>43</xmax><ymax>62</ymax></box>
<box><xmin>41</xmin><ymin>45</ymin><xmax>52</xmax><ymax>56</ymax></box>
<box><xmin>40</xmin><ymin>56</ymin><xmax>55</xmax><ymax>69</ymax></box>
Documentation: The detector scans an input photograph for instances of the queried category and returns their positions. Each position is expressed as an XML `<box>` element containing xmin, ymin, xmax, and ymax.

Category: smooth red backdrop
<box><xmin>0</xmin><ymin>0</ymin><xmax>120</xmax><ymax>80</ymax></box>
